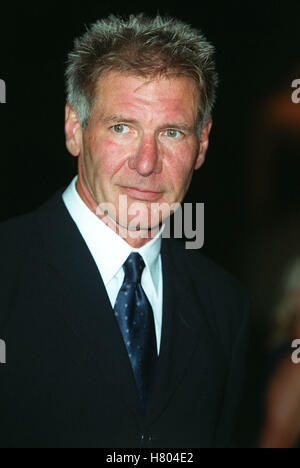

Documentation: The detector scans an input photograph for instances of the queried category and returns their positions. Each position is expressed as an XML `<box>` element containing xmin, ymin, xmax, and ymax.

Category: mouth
<box><xmin>120</xmin><ymin>186</ymin><xmax>164</xmax><ymax>201</ymax></box>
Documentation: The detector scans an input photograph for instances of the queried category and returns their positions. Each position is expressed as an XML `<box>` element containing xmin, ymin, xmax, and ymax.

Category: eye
<box><xmin>164</xmin><ymin>129</ymin><xmax>183</xmax><ymax>139</ymax></box>
<box><xmin>112</xmin><ymin>124</ymin><xmax>130</xmax><ymax>134</ymax></box>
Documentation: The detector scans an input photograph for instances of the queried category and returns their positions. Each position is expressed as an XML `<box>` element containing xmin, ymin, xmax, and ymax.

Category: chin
<box><xmin>115</xmin><ymin>214</ymin><xmax>160</xmax><ymax>232</ymax></box>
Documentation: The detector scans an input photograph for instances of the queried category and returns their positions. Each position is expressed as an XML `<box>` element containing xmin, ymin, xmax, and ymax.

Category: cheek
<box><xmin>165</xmin><ymin>143</ymin><xmax>197</xmax><ymax>181</ymax></box>
<box><xmin>91</xmin><ymin>138</ymin><xmax>129</xmax><ymax>177</ymax></box>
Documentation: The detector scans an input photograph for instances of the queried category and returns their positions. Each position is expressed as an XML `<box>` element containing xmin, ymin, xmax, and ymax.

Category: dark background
<box><xmin>0</xmin><ymin>0</ymin><xmax>299</xmax><ymax>447</ymax></box>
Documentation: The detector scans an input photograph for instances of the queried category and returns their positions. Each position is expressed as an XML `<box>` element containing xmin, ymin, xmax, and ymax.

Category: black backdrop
<box><xmin>0</xmin><ymin>0</ymin><xmax>299</xmax><ymax>447</ymax></box>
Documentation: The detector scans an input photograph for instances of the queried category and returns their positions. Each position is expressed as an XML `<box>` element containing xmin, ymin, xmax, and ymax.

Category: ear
<box><xmin>65</xmin><ymin>103</ymin><xmax>83</xmax><ymax>157</ymax></box>
<box><xmin>194</xmin><ymin>119</ymin><xmax>213</xmax><ymax>170</ymax></box>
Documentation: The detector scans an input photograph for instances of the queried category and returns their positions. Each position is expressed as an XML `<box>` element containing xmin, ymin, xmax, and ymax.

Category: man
<box><xmin>0</xmin><ymin>14</ymin><xmax>250</xmax><ymax>448</ymax></box>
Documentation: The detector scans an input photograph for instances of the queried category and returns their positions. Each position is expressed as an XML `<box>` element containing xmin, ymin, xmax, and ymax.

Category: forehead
<box><xmin>93</xmin><ymin>71</ymin><xmax>199</xmax><ymax>122</ymax></box>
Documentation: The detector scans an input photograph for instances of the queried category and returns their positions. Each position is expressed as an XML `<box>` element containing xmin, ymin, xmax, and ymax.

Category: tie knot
<box><xmin>123</xmin><ymin>252</ymin><xmax>145</xmax><ymax>284</ymax></box>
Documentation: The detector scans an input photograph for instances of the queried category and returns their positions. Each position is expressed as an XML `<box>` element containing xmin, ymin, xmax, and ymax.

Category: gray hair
<box><xmin>65</xmin><ymin>13</ymin><xmax>219</xmax><ymax>131</ymax></box>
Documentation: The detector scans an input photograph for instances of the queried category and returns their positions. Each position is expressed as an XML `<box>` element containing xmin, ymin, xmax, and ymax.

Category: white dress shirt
<box><xmin>62</xmin><ymin>176</ymin><xmax>164</xmax><ymax>354</ymax></box>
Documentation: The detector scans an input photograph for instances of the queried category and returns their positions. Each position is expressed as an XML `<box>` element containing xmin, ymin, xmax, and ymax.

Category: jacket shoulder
<box><xmin>0</xmin><ymin>191</ymin><xmax>64</xmax><ymax>327</ymax></box>
<box><xmin>167</xmin><ymin>238</ymin><xmax>251</xmax><ymax>345</ymax></box>
<box><xmin>170</xmin><ymin>238</ymin><xmax>249</xmax><ymax>299</ymax></box>
<box><xmin>0</xmin><ymin>188</ymin><xmax>65</xmax><ymax>251</ymax></box>
<box><xmin>0</xmin><ymin>211</ymin><xmax>37</xmax><ymax>254</ymax></box>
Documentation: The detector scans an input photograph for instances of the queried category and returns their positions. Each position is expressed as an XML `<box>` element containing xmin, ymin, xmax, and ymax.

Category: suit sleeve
<box><xmin>214</xmin><ymin>296</ymin><xmax>251</xmax><ymax>448</ymax></box>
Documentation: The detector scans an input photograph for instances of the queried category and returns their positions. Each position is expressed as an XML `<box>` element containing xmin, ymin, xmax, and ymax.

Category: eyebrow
<box><xmin>101</xmin><ymin>114</ymin><xmax>195</xmax><ymax>133</ymax></box>
<box><xmin>101</xmin><ymin>114</ymin><xmax>139</xmax><ymax>125</ymax></box>
<box><xmin>161</xmin><ymin>122</ymin><xmax>195</xmax><ymax>133</ymax></box>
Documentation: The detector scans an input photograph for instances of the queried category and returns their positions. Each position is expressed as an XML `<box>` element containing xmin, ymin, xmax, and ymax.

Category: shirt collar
<box><xmin>62</xmin><ymin>176</ymin><xmax>164</xmax><ymax>291</ymax></box>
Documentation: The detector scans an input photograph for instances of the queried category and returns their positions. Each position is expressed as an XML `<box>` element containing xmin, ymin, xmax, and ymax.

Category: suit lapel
<box><xmin>145</xmin><ymin>237</ymin><xmax>205</xmax><ymax>426</ymax></box>
<box><xmin>37</xmin><ymin>190</ymin><xmax>144</xmax><ymax>424</ymax></box>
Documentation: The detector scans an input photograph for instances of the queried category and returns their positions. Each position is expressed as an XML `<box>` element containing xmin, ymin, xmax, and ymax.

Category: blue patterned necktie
<box><xmin>114</xmin><ymin>252</ymin><xmax>158</xmax><ymax>410</ymax></box>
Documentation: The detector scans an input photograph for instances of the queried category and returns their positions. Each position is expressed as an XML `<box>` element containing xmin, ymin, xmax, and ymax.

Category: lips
<box><xmin>121</xmin><ymin>186</ymin><xmax>163</xmax><ymax>201</ymax></box>
<box><xmin>124</xmin><ymin>186</ymin><xmax>161</xmax><ymax>194</ymax></box>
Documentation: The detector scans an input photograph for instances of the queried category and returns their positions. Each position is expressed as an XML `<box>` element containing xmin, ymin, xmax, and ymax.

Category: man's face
<box><xmin>66</xmin><ymin>70</ymin><xmax>211</xmax><ymax>232</ymax></box>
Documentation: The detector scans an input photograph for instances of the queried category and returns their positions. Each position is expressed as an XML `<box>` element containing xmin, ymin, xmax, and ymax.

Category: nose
<box><xmin>128</xmin><ymin>135</ymin><xmax>162</xmax><ymax>176</ymax></box>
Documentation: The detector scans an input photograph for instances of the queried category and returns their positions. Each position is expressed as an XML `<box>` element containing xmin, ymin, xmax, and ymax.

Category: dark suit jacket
<box><xmin>0</xmin><ymin>188</ymin><xmax>250</xmax><ymax>448</ymax></box>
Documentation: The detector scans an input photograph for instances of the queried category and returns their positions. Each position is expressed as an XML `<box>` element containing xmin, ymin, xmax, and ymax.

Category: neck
<box><xmin>75</xmin><ymin>171</ymin><xmax>161</xmax><ymax>249</ymax></box>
